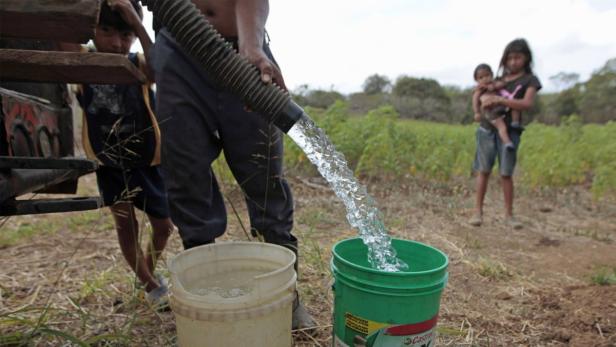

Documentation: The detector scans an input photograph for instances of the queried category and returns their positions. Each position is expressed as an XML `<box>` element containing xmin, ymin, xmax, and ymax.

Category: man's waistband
<box><xmin>158</xmin><ymin>28</ymin><xmax>271</xmax><ymax>51</ymax></box>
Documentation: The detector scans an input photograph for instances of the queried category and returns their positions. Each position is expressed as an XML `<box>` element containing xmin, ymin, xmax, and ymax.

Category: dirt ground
<box><xmin>1</xmin><ymin>173</ymin><xmax>615</xmax><ymax>346</ymax></box>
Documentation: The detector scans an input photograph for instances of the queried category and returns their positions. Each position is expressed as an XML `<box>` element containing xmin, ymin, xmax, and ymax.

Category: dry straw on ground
<box><xmin>1</xmin><ymin>175</ymin><xmax>616</xmax><ymax>346</ymax></box>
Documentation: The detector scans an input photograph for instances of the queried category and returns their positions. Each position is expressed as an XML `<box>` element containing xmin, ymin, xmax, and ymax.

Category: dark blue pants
<box><xmin>150</xmin><ymin>29</ymin><xmax>296</xmax><ymax>251</ymax></box>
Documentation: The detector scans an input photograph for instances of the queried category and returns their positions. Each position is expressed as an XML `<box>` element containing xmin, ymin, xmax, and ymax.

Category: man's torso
<box><xmin>192</xmin><ymin>0</ymin><xmax>238</xmax><ymax>37</ymax></box>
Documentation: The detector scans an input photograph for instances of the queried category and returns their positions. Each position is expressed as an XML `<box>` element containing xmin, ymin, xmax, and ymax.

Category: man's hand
<box><xmin>107</xmin><ymin>0</ymin><xmax>141</xmax><ymax>31</ymax></box>
<box><xmin>474</xmin><ymin>113</ymin><xmax>482</xmax><ymax>122</ymax></box>
<box><xmin>240</xmin><ymin>46</ymin><xmax>287</xmax><ymax>91</ymax></box>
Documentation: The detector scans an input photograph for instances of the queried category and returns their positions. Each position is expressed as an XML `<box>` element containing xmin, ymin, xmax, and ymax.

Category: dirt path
<box><xmin>1</xmin><ymin>175</ymin><xmax>615</xmax><ymax>346</ymax></box>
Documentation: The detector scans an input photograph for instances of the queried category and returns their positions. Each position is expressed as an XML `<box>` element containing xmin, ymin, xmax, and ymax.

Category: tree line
<box><xmin>292</xmin><ymin>58</ymin><xmax>616</xmax><ymax>125</ymax></box>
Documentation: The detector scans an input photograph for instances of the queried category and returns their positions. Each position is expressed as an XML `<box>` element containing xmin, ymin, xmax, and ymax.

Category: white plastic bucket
<box><xmin>169</xmin><ymin>241</ymin><xmax>297</xmax><ymax>347</ymax></box>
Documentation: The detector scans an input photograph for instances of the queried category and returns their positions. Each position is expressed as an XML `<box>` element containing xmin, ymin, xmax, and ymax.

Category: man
<box><xmin>149</xmin><ymin>0</ymin><xmax>315</xmax><ymax>329</ymax></box>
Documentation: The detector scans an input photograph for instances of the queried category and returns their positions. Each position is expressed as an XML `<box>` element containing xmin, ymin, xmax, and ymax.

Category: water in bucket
<box><xmin>288</xmin><ymin>115</ymin><xmax>408</xmax><ymax>272</ymax></box>
<box><xmin>187</xmin><ymin>269</ymin><xmax>264</xmax><ymax>298</ymax></box>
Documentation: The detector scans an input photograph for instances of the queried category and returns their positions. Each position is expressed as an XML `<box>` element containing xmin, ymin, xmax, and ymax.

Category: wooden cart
<box><xmin>0</xmin><ymin>0</ymin><xmax>146</xmax><ymax>216</ymax></box>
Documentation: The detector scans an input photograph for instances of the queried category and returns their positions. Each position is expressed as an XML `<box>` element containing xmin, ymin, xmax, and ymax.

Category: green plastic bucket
<box><xmin>331</xmin><ymin>238</ymin><xmax>448</xmax><ymax>347</ymax></box>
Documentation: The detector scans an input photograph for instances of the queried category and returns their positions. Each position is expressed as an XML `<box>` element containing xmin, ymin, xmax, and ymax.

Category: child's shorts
<box><xmin>472</xmin><ymin>126</ymin><xmax>521</xmax><ymax>177</ymax></box>
<box><xmin>95</xmin><ymin>165</ymin><xmax>170</xmax><ymax>219</ymax></box>
<box><xmin>483</xmin><ymin>105</ymin><xmax>508</xmax><ymax>122</ymax></box>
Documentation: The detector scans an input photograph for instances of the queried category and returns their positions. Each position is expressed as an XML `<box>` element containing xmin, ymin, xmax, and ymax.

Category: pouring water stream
<box><xmin>288</xmin><ymin>115</ymin><xmax>408</xmax><ymax>272</ymax></box>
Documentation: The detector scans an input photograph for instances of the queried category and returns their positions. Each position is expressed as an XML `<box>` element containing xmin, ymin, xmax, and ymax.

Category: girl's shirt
<box><xmin>480</xmin><ymin>73</ymin><xmax>542</xmax><ymax>130</ymax></box>
<box><xmin>78</xmin><ymin>53</ymin><xmax>161</xmax><ymax>168</ymax></box>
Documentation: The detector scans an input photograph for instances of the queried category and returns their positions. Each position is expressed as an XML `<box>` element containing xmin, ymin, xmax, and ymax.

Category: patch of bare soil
<box><xmin>529</xmin><ymin>285</ymin><xmax>616</xmax><ymax>346</ymax></box>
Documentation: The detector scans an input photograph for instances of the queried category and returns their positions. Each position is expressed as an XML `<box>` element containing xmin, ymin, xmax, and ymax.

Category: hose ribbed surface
<box><xmin>142</xmin><ymin>0</ymin><xmax>289</xmax><ymax>120</ymax></box>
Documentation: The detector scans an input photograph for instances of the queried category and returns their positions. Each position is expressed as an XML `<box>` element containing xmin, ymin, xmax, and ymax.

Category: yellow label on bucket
<box><xmin>345</xmin><ymin>312</ymin><xmax>389</xmax><ymax>335</ymax></box>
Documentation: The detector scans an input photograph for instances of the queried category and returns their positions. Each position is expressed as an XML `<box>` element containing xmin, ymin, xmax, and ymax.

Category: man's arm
<box><xmin>235</xmin><ymin>0</ymin><xmax>286</xmax><ymax>90</ymax></box>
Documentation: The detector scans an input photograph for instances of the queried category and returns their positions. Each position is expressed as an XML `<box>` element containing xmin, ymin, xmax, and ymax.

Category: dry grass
<box><xmin>1</xmin><ymin>175</ymin><xmax>616</xmax><ymax>346</ymax></box>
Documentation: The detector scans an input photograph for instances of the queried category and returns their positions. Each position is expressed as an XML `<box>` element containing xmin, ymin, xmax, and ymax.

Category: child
<box><xmin>470</xmin><ymin>38</ymin><xmax>542</xmax><ymax>229</ymax></box>
<box><xmin>472</xmin><ymin>64</ymin><xmax>519</xmax><ymax>151</ymax></box>
<box><xmin>77</xmin><ymin>0</ymin><xmax>173</xmax><ymax>307</ymax></box>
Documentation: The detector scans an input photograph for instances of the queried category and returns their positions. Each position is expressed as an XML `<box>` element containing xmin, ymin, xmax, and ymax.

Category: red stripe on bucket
<box><xmin>383</xmin><ymin>315</ymin><xmax>438</xmax><ymax>336</ymax></box>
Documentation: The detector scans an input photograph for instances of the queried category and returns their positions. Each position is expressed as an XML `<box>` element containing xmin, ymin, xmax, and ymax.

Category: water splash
<box><xmin>287</xmin><ymin>115</ymin><xmax>408</xmax><ymax>272</ymax></box>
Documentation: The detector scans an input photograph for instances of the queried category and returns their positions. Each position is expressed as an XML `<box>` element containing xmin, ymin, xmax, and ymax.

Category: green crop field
<box><xmin>284</xmin><ymin>102</ymin><xmax>616</xmax><ymax>199</ymax></box>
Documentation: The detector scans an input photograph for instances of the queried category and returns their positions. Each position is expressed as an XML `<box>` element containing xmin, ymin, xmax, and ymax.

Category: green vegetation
<box><xmin>474</xmin><ymin>257</ymin><xmax>513</xmax><ymax>281</ymax></box>
<box><xmin>590</xmin><ymin>267</ymin><xmax>616</xmax><ymax>286</ymax></box>
<box><xmin>0</xmin><ymin>210</ymin><xmax>109</xmax><ymax>248</ymax></box>
<box><xmin>284</xmin><ymin>102</ymin><xmax>616</xmax><ymax>198</ymax></box>
<box><xmin>293</xmin><ymin>57</ymin><xmax>616</xmax><ymax>125</ymax></box>
<box><xmin>520</xmin><ymin>116</ymin><xmax>616</xmax><ymax>198</ymax></box>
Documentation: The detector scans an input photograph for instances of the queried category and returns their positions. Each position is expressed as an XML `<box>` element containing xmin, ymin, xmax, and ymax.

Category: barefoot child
<box><xmin>77</xmin><ymin>0</ymin><xmax>173</xmax><ymax>307</ymax></box>
<box><xmin>470</xmin><ymin>38</ymin><xmax>542</xmax><ymax>229</ymax></box>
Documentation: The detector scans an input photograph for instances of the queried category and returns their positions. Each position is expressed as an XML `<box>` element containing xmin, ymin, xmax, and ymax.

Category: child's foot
<box><xmin>505</xmin><ymin>216</ymin><xmax>523</xmax><ymax>230</ymax></box>
<box><xmin>155</xmin><ymin>273</ymin><xmax>168</xmax><ymax>288</ymax></box>
<box><xmin>468</xmin><ymin>213</ymin><xmax>483</xmax><ymax>227</ymax></box>
<box><xmin>146</xmin><ymin>283</ymin><xmax>170</xmax><ymax>312</ymax></box>
<box><xmin>504</xmin><ymin>142</ymin><xmax>515</xmax><ymax>152</ymax></box>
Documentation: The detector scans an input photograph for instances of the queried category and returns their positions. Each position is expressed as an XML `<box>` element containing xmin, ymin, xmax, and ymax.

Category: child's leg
<box><xmin>109</xmin><ymin>203</ymin><xmax>159</xmax><ymax>292</ymax></box>
<box><xmin>491</xmin><ymin>117</ymin><xmax>513</xmax><ymax>147</ymax></box>
<box><xmin>511</xmin><ymin>110</ymin><xmax>521</xmax><ymax>127</ymax></box>
<box><xmin>145</xmin><ymin>216</ymin><xmax>174</xmax><ymax>274</ymax></box>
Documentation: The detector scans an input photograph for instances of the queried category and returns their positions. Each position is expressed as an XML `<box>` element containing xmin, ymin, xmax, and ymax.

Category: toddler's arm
<box><xmin>472</xmin><ymin>89</ymin><xmax>482</xmax><ymax>122</ymax></box>
<box><xmin>492</xmin><ymin>80</ymin><xmax>506</xmax><ymax>90</ymax></box>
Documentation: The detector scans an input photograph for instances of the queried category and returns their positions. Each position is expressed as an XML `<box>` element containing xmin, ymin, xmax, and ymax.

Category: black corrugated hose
<box><xmin>140</xmin><ymin>0</ymin><xmax>304</xmax><ymax>132</ymax></box>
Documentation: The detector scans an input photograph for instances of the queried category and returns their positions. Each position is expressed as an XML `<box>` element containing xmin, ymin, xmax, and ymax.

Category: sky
<box><xmin>139</xmin><ymin>0</ymin><xmax>616</xmax><ymax>94</ymax></box>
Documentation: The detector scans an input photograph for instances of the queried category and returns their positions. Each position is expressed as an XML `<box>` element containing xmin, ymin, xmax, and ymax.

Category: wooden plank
<box><xmin>0</xmin><ymin>168</ymin><xmax>87</xmax><ymax>203</ymax></box>
<box><xmin>0</xmin><ymin>156</ymin><xmax>98</xmax><ymax>171</ymax></box>
<box><xmin>0</xmin><ymin>49</ymin><xmax>146</xmax><ymax>84</ymax></box>
<box><xmin>0</xmin><ymin>197</ymin><xmax>102</xmax><ymax>216</ymax></box>
<box><xmin>0</xmin><ymin>0</ymin><xmax>101</xmax><ymax>43</ymax></box>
